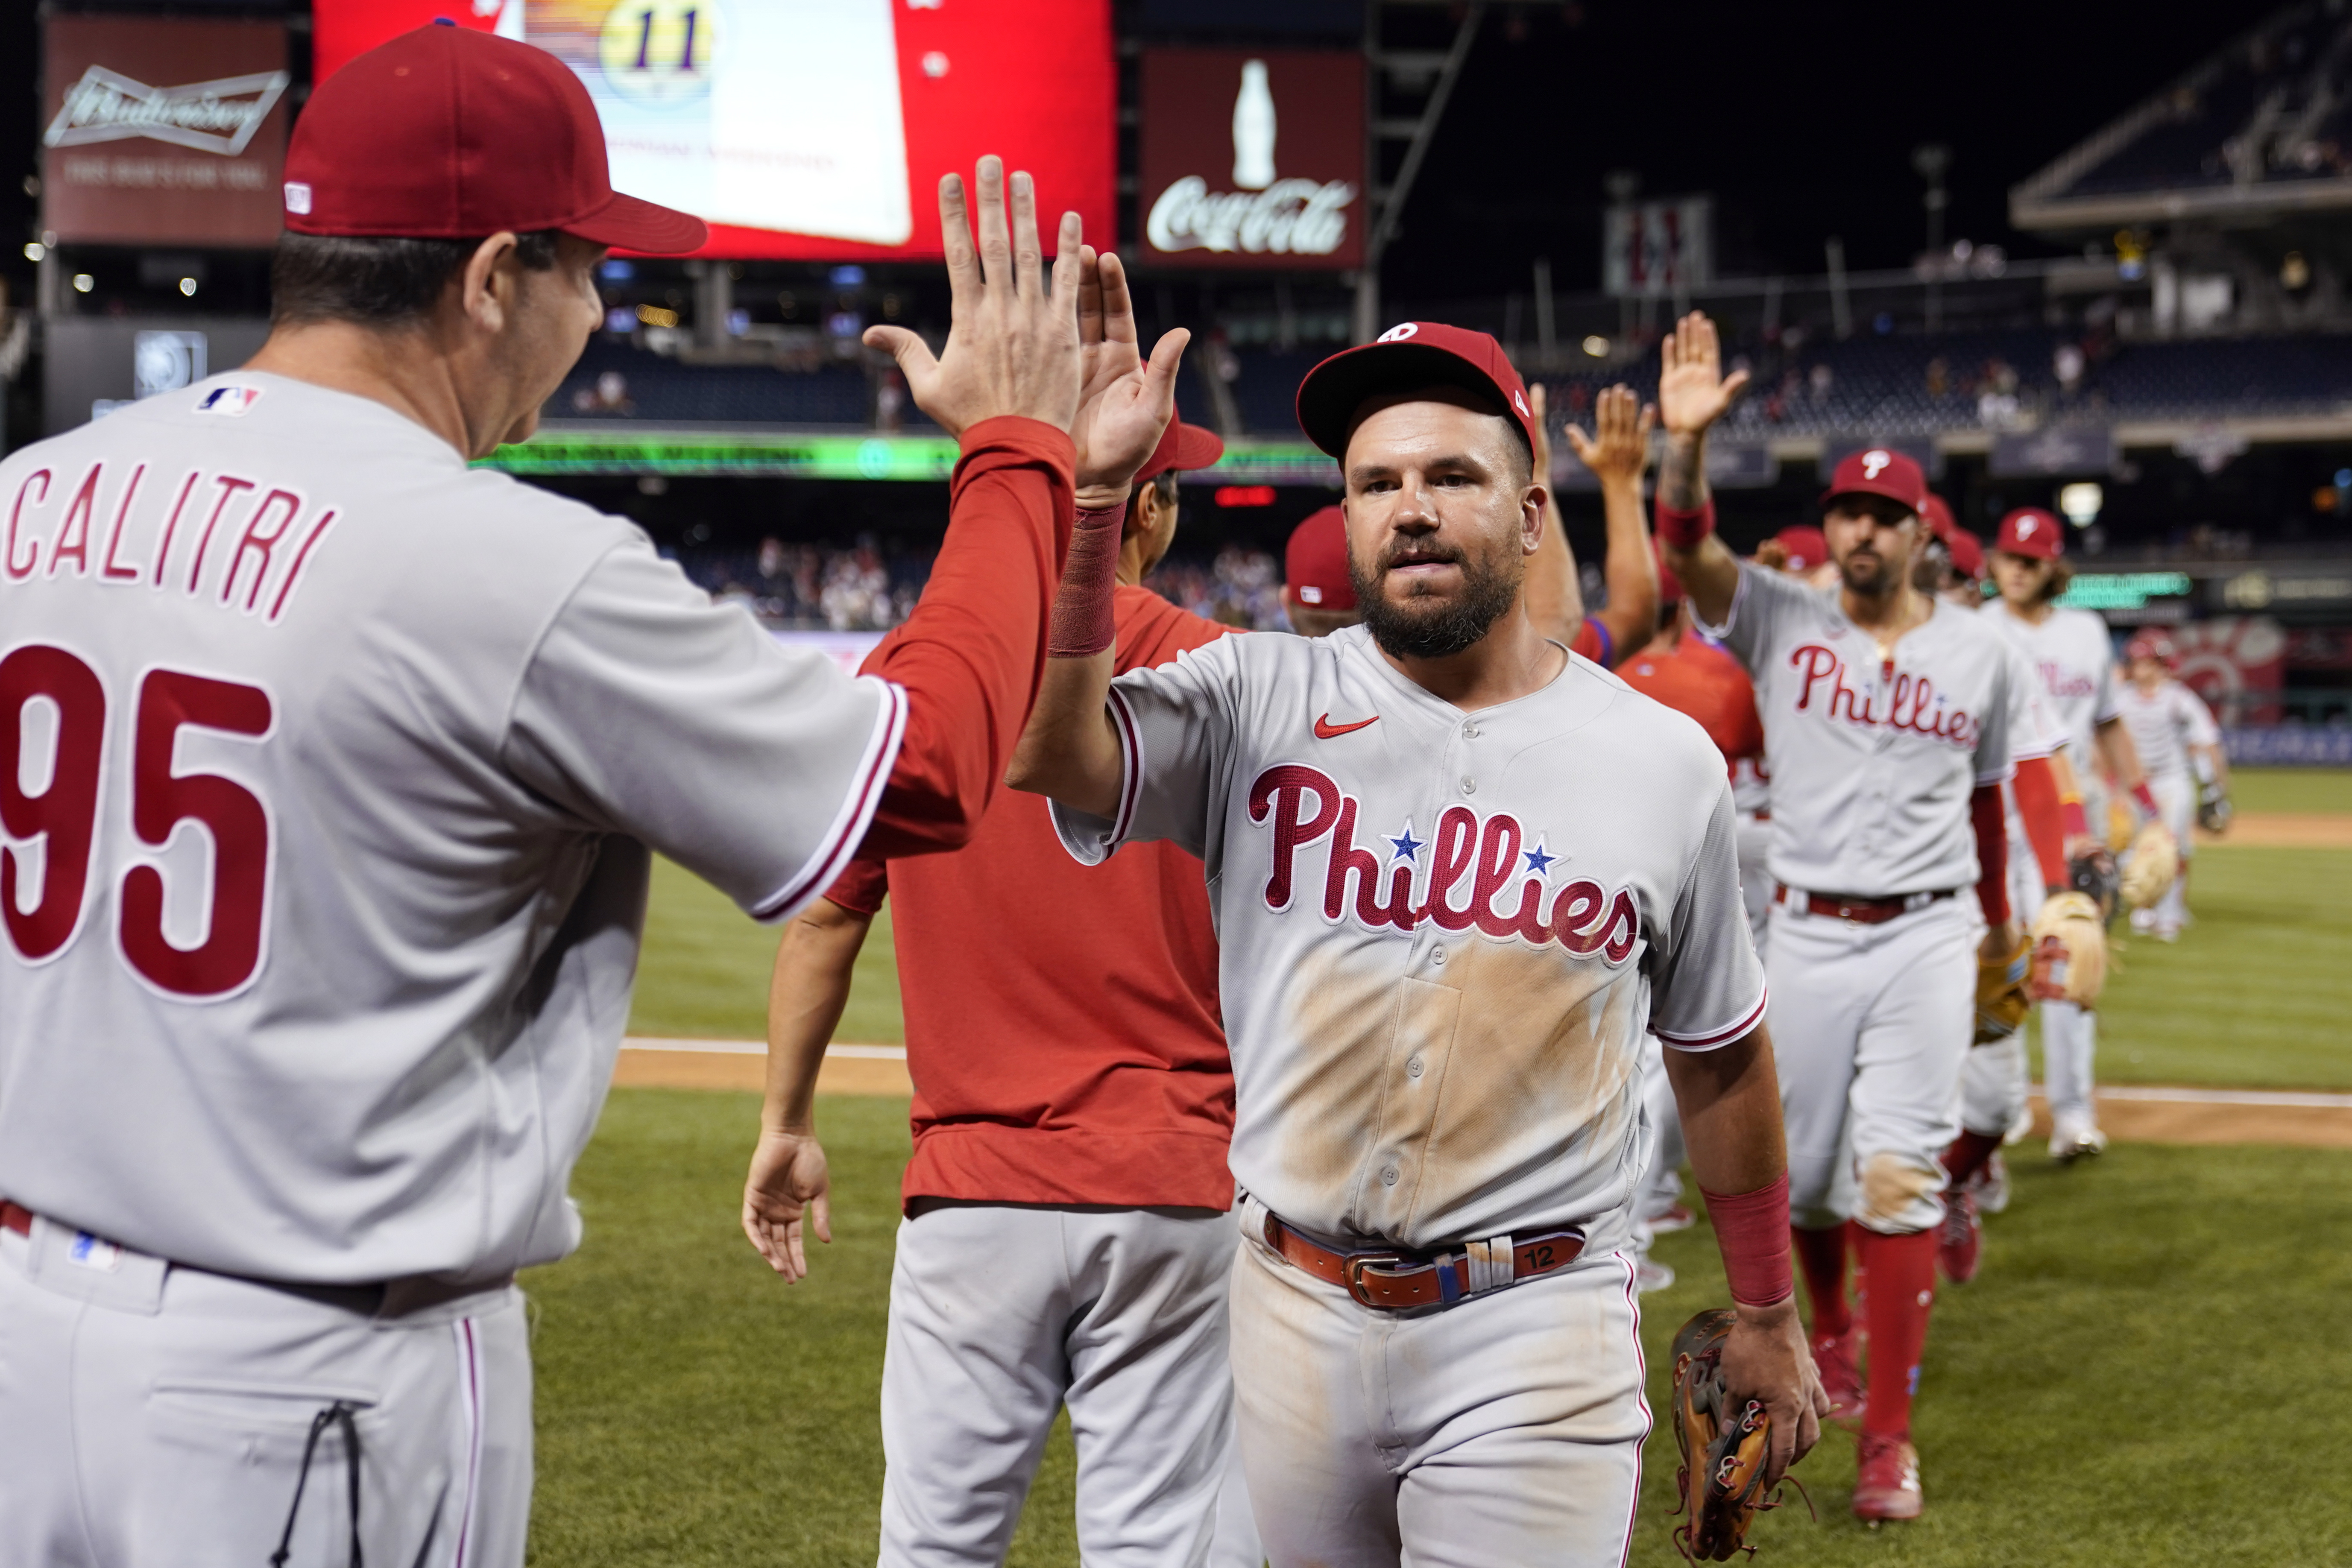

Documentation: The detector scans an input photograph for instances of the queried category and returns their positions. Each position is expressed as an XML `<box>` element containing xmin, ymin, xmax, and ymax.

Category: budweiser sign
<box><xmin>45</xmin><ymin>66</ymin><xmax>290</xmax><ymax>158</ymax></box>
<box><xmin>1139</xmin><ymin>48</ymin><xmax>1365</xmax><ymax>271</ymax></box>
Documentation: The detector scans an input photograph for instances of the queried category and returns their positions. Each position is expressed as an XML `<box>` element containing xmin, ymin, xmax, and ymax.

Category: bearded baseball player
<box><xmin>1011</xmin><ymin>319</ymin><xmax>1823</xmax><ymax>1565</ymax></box>
<box><xmin>1655</xmin><ymin>312</ymin><xmax>2071</xmax><ymax>1521</ymax></box>
<box><xmin>741</xmin><ymin>327</ymin><xmax>1263</xmax><ymax>1565</ymax></box>
<box><xmin>0</xmin><ymin>26</ymin><xmax>1119</xmax><ymax>1567</ymax></box>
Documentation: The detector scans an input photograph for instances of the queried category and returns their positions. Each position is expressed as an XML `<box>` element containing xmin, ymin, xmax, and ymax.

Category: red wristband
<box><xmin>1655</xmin><ymin>497</ymin><xmax>1716</xmax><ymax>549</ymax></box>
<box><xmin>1701</xmin><ymin>1172</ymin><xmax>1793</xmax><ymax>1308</ymax></box>
<box><xmin>1048</xmin><ymin>505</ymin><xmax>1124</xmax><ymax>658</ymax></box>
<box><xmin>2062</xmin><ymin>798</ymin><xmax>2090</xmax><ymax>839</ymax></box>
<box><xmin>2130</xmin><ymin>781</ymin><xmax>2160</xmax><ymax>819</ymax></box>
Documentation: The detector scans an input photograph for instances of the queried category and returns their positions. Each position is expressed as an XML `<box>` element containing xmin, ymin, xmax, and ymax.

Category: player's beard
<box><xmin>1350</xmin><ymin>535</ymin><xmax>1521</xmax><ymax>660</ymax></box>
<box><xmin>1838</xmin><ymin>546</ymin><xmax>1902</xmax><ymax>599</ymax></box>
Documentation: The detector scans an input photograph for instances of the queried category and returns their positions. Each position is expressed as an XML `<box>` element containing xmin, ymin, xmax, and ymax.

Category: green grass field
<box><xmin>527</xmin><ymin>1091</ymin><xmax>2352</xmax><ymax>1566</ymax></box>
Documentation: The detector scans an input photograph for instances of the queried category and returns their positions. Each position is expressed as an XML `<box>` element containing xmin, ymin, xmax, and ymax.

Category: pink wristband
<box><xmin>2062</xmin><ymin>799</ymin><xmax>2090</xmax><ymax>839</ymax></box>
<box><xmin>1655</xmin><ymin>496</ymin><xmax>1716</xmax><ymax>549</ymax></box>
<box><xmin>1700</xmin><ymin>1172</ymin><xmax>1794</xmax><ymax>1308</ymax></box>
<box><xmin>2130</xmin><ymin>781</ymin><xmax>2161</xmax><ymax>819</ymax></box>
<box><xmin>1048</xmin><ymin>505</ymin><xmax>1125</xmax><ymax>658</ymax></box>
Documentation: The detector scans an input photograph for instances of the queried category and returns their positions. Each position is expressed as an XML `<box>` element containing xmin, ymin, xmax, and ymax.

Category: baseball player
<box><xmin>2116</xmin><ymin>630</ymin><xmax>2227</xmax><ymax>941</ymax></box>
<box><xmin>1974</xmin><ymin>508</ymin><xmax>2166</xmax><ymax>1162</ymax></box>
<box><xmin>0</xmin><ymin>27</ymin><xmax>1146</xmax><ymax>1568</ymax></box>
<box><xmin>1919</xmin><ymin>495</ymin><xmax>1987</xmax><ymax>609</ymax></box>
<box><xmin>1655</xmin><ymin>312</ymin><xmax>2070</xmax><ymax>1521</ymax></box>
<box><xmin>741</xmin><ymin>385</ymin><xmax>1262</xmax><ymax>1565</ymax></box>
<box><xmin>1283</xmin><ymin>505</ymin><xmax>1360</xmax><ymax>636</ymax></box>
<box><xmin>1012</xmin><ymin>319</ymin><xmax>1824</xmax><ymax>1565</ymax></box>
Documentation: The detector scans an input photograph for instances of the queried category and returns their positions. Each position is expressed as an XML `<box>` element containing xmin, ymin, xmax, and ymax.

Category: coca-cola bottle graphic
<box><xmin>1232</xmin><ymin>59</ymin><xmax>1276</xmax><ymax>190</ymax></box>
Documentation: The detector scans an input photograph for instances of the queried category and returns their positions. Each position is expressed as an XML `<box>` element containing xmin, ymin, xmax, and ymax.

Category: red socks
<box><xmin>1942</xmin><ymin>1129</ymin><xmax>2004</xmax><ymax>1191</ymax></box>
<box><xmin>1792</xmin><ymin>1223</ymin><xmax>1852</xmax><ymax>1338</ymax></box>
<box><xmin>1857</xmin><ymin>1228</ymin><xmax>1938</xmax><ymax>1440</ymax></box>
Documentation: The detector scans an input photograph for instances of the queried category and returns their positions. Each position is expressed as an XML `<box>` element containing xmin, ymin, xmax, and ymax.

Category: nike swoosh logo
<box><xmin>1314</xmin><ymin>713</ymin><xmax>1380</xmax><ymax>739</ymax></box>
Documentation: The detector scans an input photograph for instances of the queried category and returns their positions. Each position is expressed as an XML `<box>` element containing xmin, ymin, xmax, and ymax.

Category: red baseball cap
<box><xmin>2126</xmin><ymin>629</ymin><xmax>2178</xmax><ymax>667</ymax></box>
<box><xmin>1295</xmin><ymin>322</ymin><xmax>1538</xmax><ymax>461</ymax></box>
<box><xmin>1995</xmin><ymin>507</ymin><xmax>2065</xmax><ymax>561</ymax></box>
<box><xmin>1772</xmin><ymin>525</ymin><xmax>1828</xmax><ymax>573</ymax></box>
<box><xmin>284</xmin><ymin>23</ymin><xmax>706</xmax><ymax>254</ymax></box>
<box><xmin>1284</xmin><ymin>505</ymin><xmax>1357</xmax><ymax>610</ymax></box>
<box><xmin>1944</xmin><ymin>525</ymin><xmax>1986</xmax><ymax>580</ymax></box>
<box><xmin>1821</xmin><ymin>447</ymin><xmax>1929</xmax><ymax>515</ymax></box>
<box><xmin>1136</xmin><ymin>421</ymin><xmax>1224</xmax><ymax>487</ymax></box>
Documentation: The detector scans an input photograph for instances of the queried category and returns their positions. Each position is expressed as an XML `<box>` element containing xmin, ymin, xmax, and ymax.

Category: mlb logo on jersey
<box><xmin>196</xmin><ymin>386</ymin><xmax>263</xmax><ymax>416</ymax></box>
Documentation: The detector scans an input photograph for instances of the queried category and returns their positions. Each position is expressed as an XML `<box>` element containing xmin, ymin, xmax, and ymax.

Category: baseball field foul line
<box><xmin>611</xmin><ymin>1039</ymin><xmax>2352</xmax><ymax>1148</ymax></box>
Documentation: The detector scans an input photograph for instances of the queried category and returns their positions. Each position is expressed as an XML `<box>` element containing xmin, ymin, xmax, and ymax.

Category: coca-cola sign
<box><xmin>1139</xmin><ymin>48</ymin><xmax>1365</xmax><ymax>270</ymax></box>
<box><xmin>41</xmin><ymin>16</ymin><xmax>292</xmax><ymax>247</ymax></box>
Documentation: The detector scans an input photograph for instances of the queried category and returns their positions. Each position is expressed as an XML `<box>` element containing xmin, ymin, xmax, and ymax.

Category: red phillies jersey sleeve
<box><xmin>872</xmin><ymin>584</ymin><xmax>1237</xmax><ymax>1211</ymax></box>
<box><xmin>1617</xmin><ymin>635</ymin><xmax>1765</xmax><ymax>769</ymax></box>
<box><xmin>824</xmin><ymin>854</ymin><xmax>888</xmax><ymax>916</ymax></box>
<box><xmin>1570</xmin><ymin>617</ymin><xmax>1610</xmax><ymax>667</ymax></box>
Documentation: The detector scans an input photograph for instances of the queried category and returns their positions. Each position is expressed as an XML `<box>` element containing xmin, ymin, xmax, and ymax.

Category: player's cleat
<box><xmin>1635</xmin><ymin>1256</ymin><xmax>1677</xmax><ymax>1293</ymax></box>
<box><xmin>1966</xmin><ymin>1151</ymin><xmax>2011</xmax><ymax>1214</ymax></box>
<box><xmin>1811</xmin><ymin>1323</ymin><xmax>1866</xmax><ymax>1428</ymax></box>
<box><xmin>2152</xmin><ymin>920</ymin><xmax>2181</xmax><ymax>942</ymax></box>
<box><xmin>2048</xmin><ymin>1113</ymin><xmax>2109</xmax><ymax>1165</ymax></box>
<box><xmin>1852</xmin><ymin>1433</ymin><xmax>1924</xmax><ymax>1521</ymax></box>
<box><xmin>1935</xmin><ymin>1190</ymin><xmax>1981</xmax><ymax>1284</ymax></box>
<box><xmin>2002</xmin><ymin>1100</ymin><xmax>2036</xmax><ymax>1147</ymax></box>
<box><xmin>1648</xmin><ymin>1202</ymin><xmax>1696</xmax><ymax>1234</ymax></box>
<box><xmin>2129</xmin><ymin>907</ymin><xmax>2155</xmax><ymax>935</ymax></box>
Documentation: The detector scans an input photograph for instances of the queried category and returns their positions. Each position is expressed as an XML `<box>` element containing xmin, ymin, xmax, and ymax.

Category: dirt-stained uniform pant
<box><xmin>1767</xmin><ymin>895</ymin><xmax>1976</xmax><ymax>1234</ymax></box>
<box><xmin>0</xmin><ymin>1218</ymin><xmax>531</xmax><ymax>1568</ymax></box>
<box><xmin>1227</xmin><ymin>1218</ymin><xmax>1647</xmax><ymax>1568</ymax></box>
<box><xmin>877</xmin><ymin>1203</ymin><xmax>1256</xmax><ymax>1568</ymax></box>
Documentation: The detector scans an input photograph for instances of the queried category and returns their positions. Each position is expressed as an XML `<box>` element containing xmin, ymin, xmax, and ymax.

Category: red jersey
<box><xmin>1617</xmin><ymin>632</ymin><xmax>1765</xmax><ymax>772</ymax></box>
<box><xmin>828</xmin><ymin>585</ymin><xmax>1236</xmax><ymax>1211</ymax></box>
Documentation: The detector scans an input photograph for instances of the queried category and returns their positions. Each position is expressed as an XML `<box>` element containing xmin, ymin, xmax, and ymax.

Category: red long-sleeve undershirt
<box><xmin>1971</xmin><ymin>783</ymin><xmax>2010</xmax><ymax>927</ymax></box>
<box><xmin>2009</xmin><ymin>754</ymin><xmax>2070</xmax><ymax>893</ymax></box>
<box><xmin>859</xmin><ymin>416</ymin><xmax>1075</xmax><ymax>859</ymax></box>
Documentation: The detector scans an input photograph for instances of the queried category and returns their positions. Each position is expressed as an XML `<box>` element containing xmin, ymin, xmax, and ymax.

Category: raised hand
<box><xmin>742</xmin><ymin>1126</ymin><xmax>832</xmax><ymax>1282</ymax></box>
<box><xmin>1658</xmin><ymin>311</ymin><xmax>1749</xmax><ymax>439</ymax></box>
<box><xmin>1068</xmin><ymin>246</ymin><xmax>1190</xmax><ymax>506</ymax></box>
<box><xmin>863</xmin><ymin>155</ymin><xmax>1083</xmax><ymax>438</ymax></box>
<box><xmin>1562</xmin><ymin>383</ymin><xmax>1656</xmax><ymax>488</ymax></box>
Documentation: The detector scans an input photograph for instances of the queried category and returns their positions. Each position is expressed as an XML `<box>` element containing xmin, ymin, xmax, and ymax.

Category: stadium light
<box><xmin>178</xmin><ymin>278</ymin><xmax>197</xmax><ymax>297</ymax></box>
<box><xmin>1582</xmin><ymin>335</ymin><xmax>1609</xmax><ymax>357</ymax></box>
<box><xmin>72</xmin><ymin>273</ymin><xmax>94</xmax><ymax>293</ymax></box>
<box><xmin>21</xmin><ymin>242</ymin><xmax>43</xmax><ymax>262</ymax></box>
<box><xmin>2057</xmin><ymin>482</ymin><xmax>2102</xmax><ymax>527</ymax></box>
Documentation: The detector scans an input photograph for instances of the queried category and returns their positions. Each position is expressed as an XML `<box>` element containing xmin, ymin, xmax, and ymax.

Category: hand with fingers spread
<box><xmin>742</xmin><ymin>1126</ymin><xmax>832</xmax><ymax>1282</ymax></box>
<box><xmin>863</xmin><ymin>155</ymin><xmax>1084</xmax><ymax>438</ymax></box>
<box><xmin>1562</xmin><ymin>384</ymin><xmax>1655</xmax><ymax>489</ymax></box>
<box><xmin>1068</xmin><ymin>246</ymin><xmax>1192</xmax><ymax>509</ymax></box>
<box><xmin>1658</xmin><ymin>311</ymin><xmax>1749</xmax><ymax>439</ymax></box>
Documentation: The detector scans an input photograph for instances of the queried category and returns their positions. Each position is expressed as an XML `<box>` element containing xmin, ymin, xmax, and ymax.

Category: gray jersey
<box><xmin>0</xmin><ymin>373</ymin><xmax>900</xmax><ymax>1285</ymax></box>
<box><xmin>1979</xmin><ymin>601</ymin><xmax>2119</xmax><ymax>767</ymax></box>
<box><xmin>1051</xmin><ymin>626</ymin><xmax>1764</xmax><ymax>1252</ymax></box>
<box><xmin>1702</xmin><ymin>561</ymin><xmax>2049</xmax><ymax>898</ymax></box>
<box><xmin>2114</xmin><ymin>678</ymin><xmax>2217</xmax><ymax>780</ymax></box>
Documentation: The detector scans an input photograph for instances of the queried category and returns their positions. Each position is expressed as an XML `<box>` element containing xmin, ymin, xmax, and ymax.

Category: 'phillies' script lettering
<box><xmin>1788</xmin><ymin>643</ymin><xmax>1980</xmax><ymax>750</ymax></box>
<box><xmin>1245</xmin><ymin>763</ymin><xmax>1641</xmax><ymax>965</ymax></box>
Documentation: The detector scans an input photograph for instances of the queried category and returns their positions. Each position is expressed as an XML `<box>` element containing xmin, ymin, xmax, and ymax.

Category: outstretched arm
<box><xmin>1560</xmin><ymin>383</ymin><xmax>1658</xmax><ymax>664</ymax></box>
<box><xmin>1652</xmin><ymin>312</ymin><xmax>1749</xmax><ymax>630</ymax></box>
<box><xmin>743</xmin><ymin>892</ymin><xmax>873</xmax><ymax>1280</ymax></box>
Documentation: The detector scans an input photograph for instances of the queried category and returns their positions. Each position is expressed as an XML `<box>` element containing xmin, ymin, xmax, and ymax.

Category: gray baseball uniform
<box><xmin>0</xmin><ymin>372</ymin><xmax>911</xmax><ymax>1567</ymax></box>
<box><xmin>1051</xmin><ymin>625</ymin><xmax>1763</xmax><ymax>1565</ymax></box>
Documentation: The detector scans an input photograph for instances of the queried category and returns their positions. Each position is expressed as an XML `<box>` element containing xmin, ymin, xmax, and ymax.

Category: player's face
<box><xmin>1990</xmin><ymin>550</ymin><xmax>2051</xmax><ymax>608</ymax></box>
<box><xmin>1340</xmin><ymin>397</ymin><xmax>1541</xmax><ymax>660</ymax></box>
<box><xmin>2129</xmin><ymin>655</ymin><xmax>2167</xmax><ymax>688</ymax></box>
<box><xmin>1822</xmin><ymin>498</ymin><xmax>1920</xmax><ymax>599</ymax></box>
<box><xmin>491</xmin><ymin>234</ymin><xmax>610</xmax><ymax>447</ymax></box>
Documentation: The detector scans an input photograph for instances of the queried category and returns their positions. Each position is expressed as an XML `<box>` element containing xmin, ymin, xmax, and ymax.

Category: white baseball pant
<box><xmin>1767</xmin><ymin>895</ymin><xmax>1975</xmax><ymax>1235</ymax></box>
<box><xmin>2148</xmin><ymin>772</ymin><xmax>2197</xmax><ymax>930</ymax></box>
<box><xmin>1226</xmin><ymin>1218</ymin><xmax>1648</xmax><ymax>1568</ymax></box>
<box><xmin>877</xmin><ymin>1203</ymin><xmax>1257</xmax><ymax>1568</ymax></box>
<box><xmin>0</xmin><ymin>1217</ymin><xmax>530</xmax><ymax>1568</ymax></box>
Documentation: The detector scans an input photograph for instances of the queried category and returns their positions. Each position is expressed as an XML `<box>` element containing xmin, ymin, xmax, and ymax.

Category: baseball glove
<box><xmin>2068</xmin><ymin>846</ymin><xmax>2120</xmax><ymax>916</ymax></box>
<box><xmin>2197</xmin><ymin>784</ymin><xmax>2233</xmax><ymax>835</ymax></box>
<box><xmin>1974</xmin><ymin>930</ymin><xmax>2032</xmax><ymax>1045</ymax></box>
<box><xmin>2029</xmin><ymin>892</ymin><xmax>2109</xmax><ymax>1007</ymax></box>
<box><xmin>1670</xmin><ymin>1308</ymin><xmax>1785</xmax><ymax>1561</ymax></box>
<box><xmin>2119</xmin><ymin>819</ymin><xmax>2179</xmax><ymax>911</ymax></box>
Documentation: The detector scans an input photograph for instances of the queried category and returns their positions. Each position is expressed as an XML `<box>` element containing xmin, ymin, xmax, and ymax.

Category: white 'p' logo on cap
<box><xmin>1862</xmin><ymin>449</ymin><xmax>1890</xmax><ymax>479</ymax></box>
<box><xmin>2018</xmin><ymin>516</ymin><xmax>2036</xmax><ymax>536</ymax></box>
<box><xmin>1377</xmin><ymin>322</ymin><xmax>1420</xmax><ymax>342</ymax></box>
<box><xmin>1512</xmin><ymin>389</ymin><xmax>1529</xmax><ymax>416</ymax></box>
<box><xmin>284</xmin><ymin>181</ymin><xmax>312</xmax><ymax>216</ymax></box>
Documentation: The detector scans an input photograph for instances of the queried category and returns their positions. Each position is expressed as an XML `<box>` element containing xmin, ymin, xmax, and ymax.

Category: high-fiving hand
<box><xmin>863</xmin><ymin>155</ymin><xmax>1084</xmax><ymax>438</ymax></box>
<box><xmin>1658</xmin><ymin>311</ymin><xmax>1749</xmax><ymax>439</ymax></box>
<box><xmin>1069</xmin><ymin>246</ymin><xmax>1190</xmax><ymax>507</ymax></box>
<box><xmin>1563</xmin><ymin>383</ymin><xmax>1656</xmax><ymax>488</ymax></box>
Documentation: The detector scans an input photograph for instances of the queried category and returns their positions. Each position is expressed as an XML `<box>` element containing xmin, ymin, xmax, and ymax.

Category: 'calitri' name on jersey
<box><xmin>1050</xmin><ymin>627</ymin><xmax>1765</xmax><ymax>1255</ymax></box>
<box><xmin>1702</xmin><ymin>562</ymin><xmax>2052</xmax><ymax>899</ymax></box>
<box><xmin>1978</xmin><ymin>600</ymin><xmax>2120</xmax><ymax>766</ymax></box>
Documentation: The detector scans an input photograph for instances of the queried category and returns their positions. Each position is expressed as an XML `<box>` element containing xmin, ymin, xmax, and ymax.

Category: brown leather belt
<box><xmin>1774</xmin><ymin>885</ymin><xmax>1956</xmax><ymax>925</ymax></box>
<box><xmin>1259</xmin><ymin>1209</ymin><xmax>1584</xmax><ymax>1311</ymax></box>
<box><xmin>1</xmin><ymin>1199</ymin><xmax>32</xmax><ymax>1238</ymax></box>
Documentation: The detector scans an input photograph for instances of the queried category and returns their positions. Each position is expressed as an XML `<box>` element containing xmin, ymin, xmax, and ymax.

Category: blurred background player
<box><xmin>1282</xmin><ymin>504</ymin><xmax>1359</xmax><ymax>637</ymax></box>
<box><xmin>2117</xmin><ymin>630</ymin><xmax>2228</xmax><ymax>941</ymax></box>
<box><xmin>744</xmin><ymin>291</ymin><xmax>1264</xmax><ymax>1562</ymax></box>
<box><xmin>1919</xmin><ymin>494</ymin><xmax>1988</xmax><ymax>608</ymax></box>
<box><xmin>1656</xmin><ymin>310</ymin><xmax>2069</xmax><ymax>1521</ymax></box>
<box><xmin>1756</xmin><ymin>523</ymin><xmax>1836</xmax><ymax>589</ymax></box>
